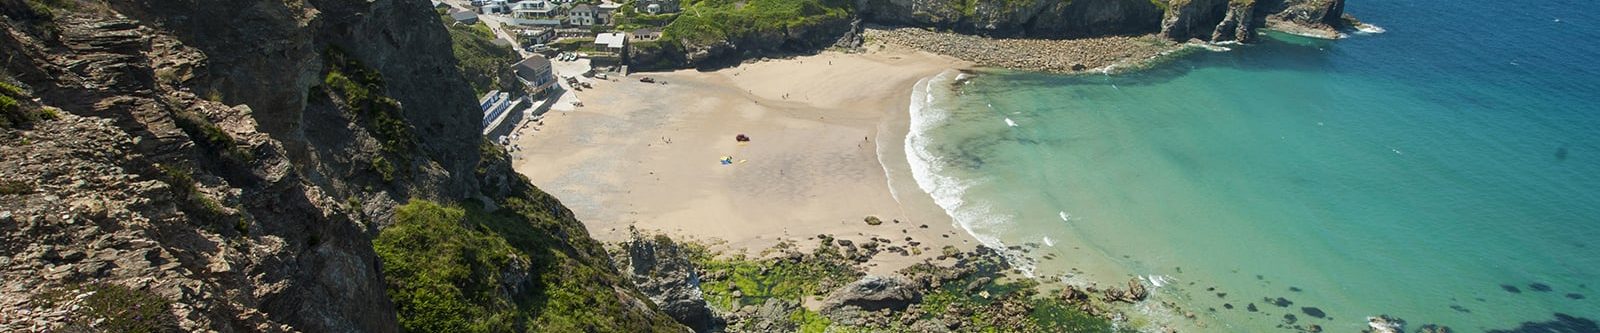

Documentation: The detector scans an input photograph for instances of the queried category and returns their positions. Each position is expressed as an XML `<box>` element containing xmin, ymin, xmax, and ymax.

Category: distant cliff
<box><xmin>855</xmin><ymin>0</ymin><xmax>1347</xmax><ymax>41</ymax></box>
<box><xmin>642</xmin><ymin>0</ymin><xmax>1351</xmax><ymax>69</ymax></box>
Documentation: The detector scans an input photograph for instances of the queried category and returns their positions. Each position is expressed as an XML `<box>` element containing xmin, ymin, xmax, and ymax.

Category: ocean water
<box><xmin>904</xmin><ymin>0</ymin><xmax>1600</xmax><ymax>331</ymax></box>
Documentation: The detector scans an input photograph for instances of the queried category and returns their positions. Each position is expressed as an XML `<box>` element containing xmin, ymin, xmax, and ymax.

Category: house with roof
<box><xmin>596</xmin><ymin>2</ymin><xmax>622</xmax><ymax>26</ymax></box>
<box><xmin>594</xmin><ymin>32</ymin><xmax>626</xmax><ymax>52</ymax></box>
<box><xmin>449</xmin><ymin>9</ymin><xmax>480</xmax><ymax>25</ymax></box>
<box><xmin>630</xmin><ymin>28</ymin><xmax>661</xmax><ymax>41</ymax></box>
<box><xmin>478</xmin><ymin>0</ymin><xmax>511</xmax><ymax>14</ymax></box>
<box><xmin>637</xmin><ymin>0</ymin><xmax>679</xmax><ymax>14</ymax></box>
<box><xmin>567</xmin><ymin>4</ymin><xmax>597</xmax><ymax>27</ymax></box>
<box><xmin>513</xmin><ymin>56</ymin><xmax>557</xmax><ymax>98</ymax></box>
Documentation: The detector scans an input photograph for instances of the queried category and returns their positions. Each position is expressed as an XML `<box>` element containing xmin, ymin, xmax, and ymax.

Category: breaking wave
<box><xmin>905</xmin><ymin>70</ymin><xmax>1033</xmax><ymax>275</ymax></box>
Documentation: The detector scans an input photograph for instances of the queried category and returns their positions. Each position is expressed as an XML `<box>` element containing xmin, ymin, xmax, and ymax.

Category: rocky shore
<box><xmin>612</xmin><ymin>230</ymin><xmax>1149</xmax><ymax>332</ymax></box>
<box><xmin>864</xmin><ymin>27</ymin><xmax>1183</xmax><ymax>74</ymax></box>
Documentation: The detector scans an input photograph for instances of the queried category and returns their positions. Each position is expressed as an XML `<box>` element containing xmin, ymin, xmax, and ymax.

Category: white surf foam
<box><xmin>1355</xmin><ymin>23</ymin><xmax>1387</xmax><ymax>35</ymax></box>
<box><xmin>1042</xmin><ymin>236</ymin><xmax>1056</xmax><ymax>247</ymax></box>
<box><xmin>906</xmin><ymin>70</ymin><xmax>1033</xmax><ymax>275</ymax></box>
<box><xmin>1004</xmin><ymin>118</ymin><xmax>1018</xmax><ymax>127</ymax></box>
<box><xmin>1058</xmin><ymin>211</ymin><xmax>1071</xmax><ymax>222</ymax></box>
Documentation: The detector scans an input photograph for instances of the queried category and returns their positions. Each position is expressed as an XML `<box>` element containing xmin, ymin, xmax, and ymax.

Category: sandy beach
<box><xmin>510</xmin><ymin>46</ymin><xmax>975</xmax><ymax>273</ymax></box>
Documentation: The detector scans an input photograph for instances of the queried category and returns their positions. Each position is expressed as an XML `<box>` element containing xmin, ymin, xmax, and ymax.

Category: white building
<box><xmin>595</xmin><ymin>32</ymin><xmax>626</xmax><ymax>51</ymax></box>
<box><xmin>567</xmin><ymin>4</ymin><xmax>596</xmax><ymax>27</ymax></box>
<box><xmin>636</xmin><ymin>0</ymin><xmax>679</xmax><ymax>14</ymax></box>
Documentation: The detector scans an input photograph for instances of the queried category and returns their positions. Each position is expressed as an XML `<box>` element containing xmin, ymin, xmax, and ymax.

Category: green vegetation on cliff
<box><xmin>439</xmin><ymin>14</ymin><xmax>519</xmax><ymax>95</ymax></box>
<box><xmin>374</xmin><ymin>201</ymin><xmax>521</xmax><ymax>332</ymax></box>
<box><xmin>0</xmin><ymin>79</ymin><xmax>57</xmax><ymax>129</ymax></box>
<box><xmin>663</xmin><ymin>0</ymin><xmax>852</xmax><ymax>46</ymax></box>
<box><xmin>311</xmin><ymin>48</ymin><xmax>419</xmax><ymax>183</ymax></box>
<box><xmin>32</xmin><ymin>284</ymin><xmax>177</xmax><ymax>333</ymax></box>
<box><xmin>376</xmin><ymin>186</ymin><xmax>685</xmax><ymax>332</ymax></box>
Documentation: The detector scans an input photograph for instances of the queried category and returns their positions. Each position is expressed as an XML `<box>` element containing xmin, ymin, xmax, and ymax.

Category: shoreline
<box><xmin>864</xmin><ymin>27</ymin><xmax>1188</xmax><ymax>74</ymax></box>
<box><xmin>511</xmin><ymin>45</ymin><xmax>980</xmax><ymax>274</ymax></box>
<box><xmin>507</xmin><ymin>36</ymin><xmax>1254</xmax><ymax>332</ymax></box>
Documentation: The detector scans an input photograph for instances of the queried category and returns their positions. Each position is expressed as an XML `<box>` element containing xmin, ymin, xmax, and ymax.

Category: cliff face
<box><xmin>1160</xmin><ymin>0</ymin><xmax>1348</xmax><ymax>42</ymax></box>
<box><xmin>855</xmin><ymin>0</ymin><xmax>1164</xmax><ymax>38</ymax></box>
<box><xmin>1</xmin><ymin>0</ymin><xmax>682</xmax><ymax>332</ymax></box>
<box><xmin>855</xmin><ymin>0</ymin><xmax>1346</xmax><ymax>42</ymax></box>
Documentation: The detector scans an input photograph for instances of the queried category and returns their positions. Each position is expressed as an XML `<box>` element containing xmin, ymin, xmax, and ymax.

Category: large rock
<box><xmin>821</xmin><ymin>275</ymin><xmax>923</xmax><ymax>312</ymax></box>
<box><xmin>1161</xmin><ymin>0</ymin><xmax>1348</xmax><ymax>42</ymax></box>
<box><xmin>618</xmin><ymin>232</ymin><xmax>725</xmax><ymax>332</ymax></box>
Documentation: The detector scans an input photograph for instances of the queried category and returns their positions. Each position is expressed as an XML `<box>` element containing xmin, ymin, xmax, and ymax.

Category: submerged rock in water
<box><xmin>1566</xmin><ymin>293</ymin><xmax>1585</xmax><ymax>300</ymax></box>
<box><xmin>1269</xmin><ymin>297</ymin><xmax>1294</xmax><ymax>307</ymax></box>
<box><xmin>1484</xmin><ymin>313</ymin><xmax>1599</xmax><ymax>333</ymax></box>
<box><xmin>1417</xmin><ymin>324</ymin><xmax>1454</xmax><ymax>333</ymax></box>
<box><xmin>1529</xmin><ymin>283</ymin><xmax>1553</xmax><ymax>292</ymax></box>
<box><xmin>1502</xmin><ymin>284</ymin><xmax>1523</xmax><ymax>293</ymax></box>
<box><xmin>1301</xmin><ymin>307</ymin><xmax>1326</xmax><ymax>318</ymax></box>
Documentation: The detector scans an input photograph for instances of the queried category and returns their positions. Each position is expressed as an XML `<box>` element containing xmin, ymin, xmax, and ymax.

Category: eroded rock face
<box><xmin>617</xmin><ymin>232</ymin><xmax>724</xmax><ymax>332</ymax></box>
<box><xmin>822</xmin><ymin>275</ymin><xmax>923</xmax><ymax>312</ymax></box>
<box><xmin>856</xmin><ymin>0</ymin><xmax>1164</xmax><ymax>38</ymax></box>
<box><xmin>2</xmin><ymin>0</ymin><xmax>506</xmax><ymax>331</ymax></box>
<box><xmin>856</xmin><ymin>0</ymin><xmax>1347</xmax><ymax>44</ymax></box>
<box><xmin>1162</xmin><ymin>0</ymin><xmax>1348</xmax><ymax>42</ymax></box>
<box><xmin>109</xmin><ymin>0</ymin><xmax>485</xmax><ymax>201</ymax></box>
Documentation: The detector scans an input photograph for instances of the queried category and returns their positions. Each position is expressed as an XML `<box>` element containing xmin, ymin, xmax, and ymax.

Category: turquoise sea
<box><xmin>904</xmin><ymin>0</ymin><xmax>1600</xmax><ymax>331</ymax></box>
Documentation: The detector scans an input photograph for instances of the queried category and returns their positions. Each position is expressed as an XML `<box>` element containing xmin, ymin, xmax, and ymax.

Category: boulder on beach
<box><xmin>821</xmin><ymin>275</ymin><xmax>923</xmax><ymax>312</ymax></box>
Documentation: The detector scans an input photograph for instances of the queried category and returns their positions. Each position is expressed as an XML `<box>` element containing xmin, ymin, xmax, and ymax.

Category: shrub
<box><xmin>374</xmin><ymin>201</ymin><xmax>522</xmax><ymax>332</ymax></box>
<box><xmin>33</xmin><ymin>283</ymin><xmax>176</xmax><ymax>333</ymax></box>
<box><xmin>0</xmin><ymin>180</ymin><xmax>32</xmax><ymax>195</ymax></box>
<box><xmin>169</xmin><ymin>108</ymin><xmax>253</xmax><ymax>165</ymax></box>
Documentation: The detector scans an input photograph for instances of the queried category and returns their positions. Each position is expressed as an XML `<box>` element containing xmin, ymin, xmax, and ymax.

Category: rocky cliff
<box><xmin>641</xmin><ymin>0</ymin><xmax>1349</xmax><ymax>69</ymax></box>
<box><xmin>1</xmin><ymin>0</ymin><xmax>683</xmax><ymax>331</ymax></box>
<box><xmin>856</xmin><ymin>0</ymin><xmax>1347</xmax><ymax>42</ymax></box>
<box><xmin>855</xmin><ymin>0</ymin><xmax>1165</xmax><ymax>38</ymax></box>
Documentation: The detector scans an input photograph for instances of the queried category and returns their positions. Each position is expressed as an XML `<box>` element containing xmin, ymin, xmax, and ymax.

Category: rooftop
<box><xmin>449</xmin><ymin>9</ymin><xmax>478</xmax><ymax>22</ymax></box>
<box><xmin>514</xmin><ymin>56</ymin><xmax>553</xmax><ymax>82</ymax></box>
<box><xmin>595</xmin><ymin>32</ymin><xmax>626</xmax><ymax>49</ymax></box>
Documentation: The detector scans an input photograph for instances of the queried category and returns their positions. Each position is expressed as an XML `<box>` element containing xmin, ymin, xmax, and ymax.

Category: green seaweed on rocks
<box><xmin>690</xmin><ymin>240</ymin><xmax>863</xmax><ymax>310</ymax></box>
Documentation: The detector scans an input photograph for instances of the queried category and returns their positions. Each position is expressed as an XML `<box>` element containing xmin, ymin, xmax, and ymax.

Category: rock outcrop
<box><xmin>1101</xmin><ymin>278</ymin><xmax>1150</xmax><ymax>303</ymax></box>
<box><xmin>616</xmin><ymin>231</ymin><xmax>725</xmax><ymax>333</ymax></box>
<box><xmin>822</xmin><ymin>275</ymin><xmax>923</xmax><ymax>312</ymax></box>
<box><xmin>855</xmin><ymin>0</ymin><xmax>1164</xmax><ymax>38</ymax></box>
<box><xmin>856</xmin><ymin>0</ymin><xmax>1347</xmax><ymax>43</ymax></box>
<box><xmin>1161</xmin><ymin>0</ymin><xmax>1348</xmax><ymax>42</ymax></box>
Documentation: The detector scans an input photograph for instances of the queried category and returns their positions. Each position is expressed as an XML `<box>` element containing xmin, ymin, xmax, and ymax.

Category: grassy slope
<box><xmin>376</xmin><ymin>186</ymin><xmax>685</xmax><ymax>332</ymax></box>
<box><xmin>439</xmin><ymin>13</ymin><xmax>519</xmax><ymax>96</ymax></box>
<box><xmin>662</xmin><ymin>0</ymin><xmax>852</xmax><ymax>46</ymax></box>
